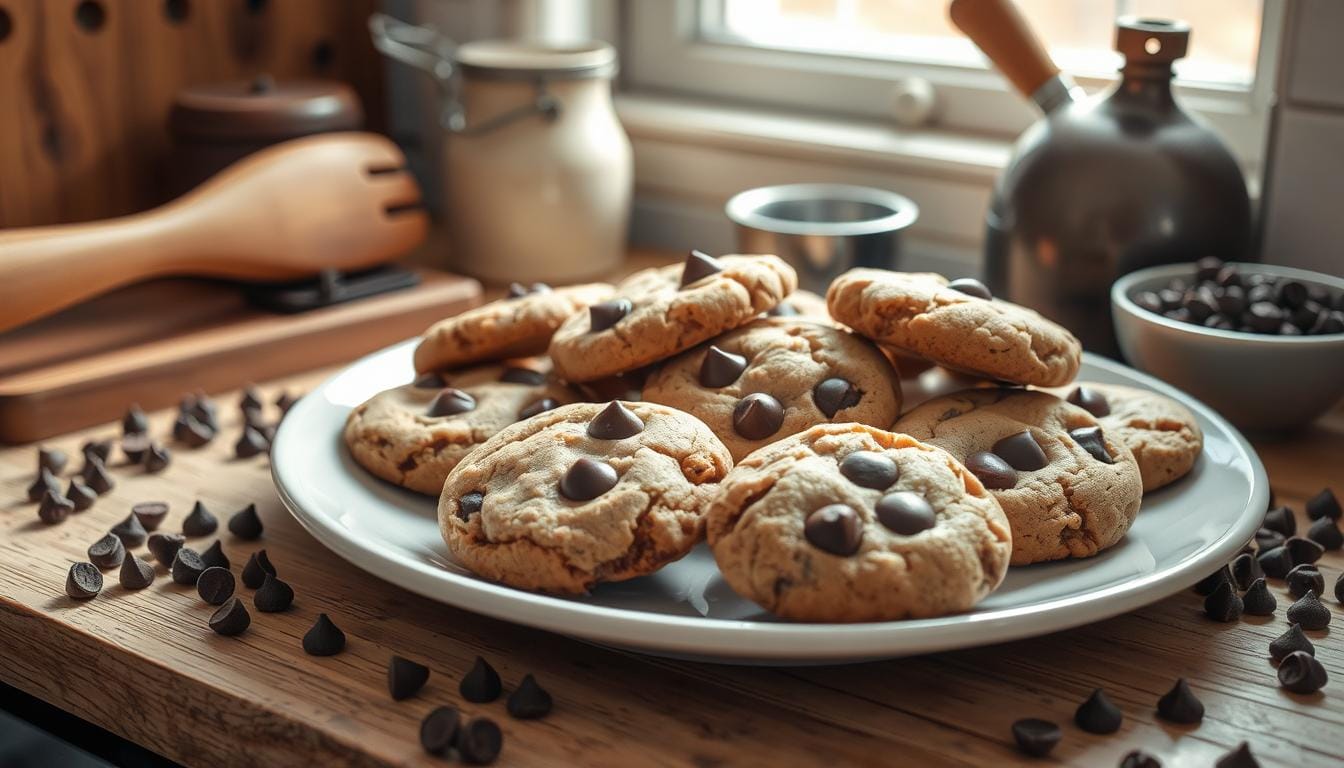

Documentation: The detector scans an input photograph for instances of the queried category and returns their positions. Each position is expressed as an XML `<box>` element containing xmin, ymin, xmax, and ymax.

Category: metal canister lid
<box><xmin>455</xmin><ymin>40</ymin><xmax>618</xmax><ymax>81</ymax></box>
<box><xmin>1115</xmin><ymin>17</ymin><xmax>1190</xmax><ymax>64</ymax></box>
<box><xmin>170</xmin><ymin>76</ymin><xmax>364</xmax><ymax>141</ymax></box>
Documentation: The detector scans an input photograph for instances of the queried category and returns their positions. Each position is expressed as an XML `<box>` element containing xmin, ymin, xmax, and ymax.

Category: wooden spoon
<box><xmin>0</xmin><ymin>132</ymin><xmax>428</xmax><ymax>333</ymax></box>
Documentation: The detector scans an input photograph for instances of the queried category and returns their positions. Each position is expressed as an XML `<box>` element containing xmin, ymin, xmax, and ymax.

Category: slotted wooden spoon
<box><xmin>0</xmin><ymin>132</ymin><xmax>427</xmax><ymax>333</ymax></box>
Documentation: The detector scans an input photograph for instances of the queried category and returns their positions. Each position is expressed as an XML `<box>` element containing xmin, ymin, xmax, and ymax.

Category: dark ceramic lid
<box><xmin>170</xmin><ymin>75</ymin><xmax>364</xmax><ymax>141</ymax></box>
<box><xmin>1115</xmin><ymin>17</ymin><xmax>1190</xmax><ymax>64</ymax></box>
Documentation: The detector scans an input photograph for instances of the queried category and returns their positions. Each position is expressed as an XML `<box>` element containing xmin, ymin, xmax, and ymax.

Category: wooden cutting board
<box><xmin>0</xmin><ymin>268</ymin><xmax>480</xmax><ymax>444</ymax></box>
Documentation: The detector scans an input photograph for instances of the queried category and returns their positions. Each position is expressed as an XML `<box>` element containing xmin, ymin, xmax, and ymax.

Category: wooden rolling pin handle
<box><xmin>948</xmin><ymin>0</ymin><xmax>1060</xmax><ymax>103</ymax></box>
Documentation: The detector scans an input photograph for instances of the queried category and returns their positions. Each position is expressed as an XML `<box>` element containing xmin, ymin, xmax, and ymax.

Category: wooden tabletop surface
<box><xmin>2</xmin><ymin>302</ymin><xmax>1342</xmax><ymax>767</ymax></box>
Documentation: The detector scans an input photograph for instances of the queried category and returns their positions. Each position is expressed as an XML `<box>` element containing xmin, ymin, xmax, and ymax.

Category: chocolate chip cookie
<box><xmin>894</xmin><ymin>388</ymin><xmax>1142</xmax><ymax>566</ymax></box>
<box><xmin>344</xmin><ymin>360</ymin><xmax>580</xmax><ymax>495</ymax></box>
<box><xmin>707</xmin><ymin>423</ymin><xmax>1012</xmax><ymax>621</ymax></box>
<box><xmin>827</xmin><ymin>270</ymin><xmax>1082</xmax><ymax>386</ymax></box>
<box><xmin>1056</xmin><ymin>383</ymin><xmax>1203</xmax><ymax>492</ymax></box>
<box><xmin>439</xmin><ymin>401</ymin><xmax>733</xmax><ymax>594</ymax></box>
<box><xmin>547</xmin><ymin>251</ymin><xmax>797</xmax><ymax>382</ymax></box>
<box><xmin>643</xmin><ymin>319</ymin><xmax>901</xmax><ymax>461</ymax></box>
<box><xmin>414</xmin><ymin>282</ymin><xmax>613</xmax><ymax>373</ymax></box>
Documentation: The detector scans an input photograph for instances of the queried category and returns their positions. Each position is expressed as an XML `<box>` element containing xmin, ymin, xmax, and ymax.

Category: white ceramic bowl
<box><xmin>1111</xmin><ymin>262</ymin><xmax>1344</xmax><ymax>431</ymax></box>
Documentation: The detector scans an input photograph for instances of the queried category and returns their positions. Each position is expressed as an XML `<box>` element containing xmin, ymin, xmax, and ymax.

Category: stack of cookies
<box><xmin>344</xmin><ymin>252</ymin><xmax>1205</xmax><ymax>622</ymax></box>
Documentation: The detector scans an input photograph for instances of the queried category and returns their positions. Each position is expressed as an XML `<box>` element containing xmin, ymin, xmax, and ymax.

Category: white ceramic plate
<box><xmin>272</xmin><ymin>341</ymin><xmax>1268</xmax><ymax>664</ymax></box>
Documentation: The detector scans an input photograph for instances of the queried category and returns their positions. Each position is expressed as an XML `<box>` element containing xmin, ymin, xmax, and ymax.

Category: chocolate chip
<box><xmin>1010</xmin><ymin>718</ymin><xmax>1060</xmax><ymax>757</ymax></box>
<box><xmin>1246</xmin><ymin>301</ymin><xmax>1283</xmax><ymax>333</ymax></box>
<box><xmin>38</xmin><ymin>447</ymin><xmax>68</xmax><ymax>475</ymax></box>
<box><xmin>110</xmin><ymin>513</ymin><xmax>148</xmax><ymax>547</ymax></box>
<box><xmin>201</xmin><ymin>540</ymin><xmax>229</xmax><ymax>570</ymax></box>
<box><xmin>1311</xmin><ymin>311</ymin><xmax>1344</xmax><ymax>334</ymax></box>
<box><xmin>517</xmin><ymin>397</ymin><xmax>560</xmax><ymax>420</ymax></box>
<box><xmin>142</xmin><ymin>442</ymin><xmax>171</xmax><ymax>473</ymax></box>
<box><xmin>121</xmin><ymin>432</ymin><xmax>152</xmax><ymax>463</ymax></box>
<box><xmin>1242</xmin><ymin>578</ymin><xmax>1276</xmax><ymax>616</ymax></box>
<box><xmin>1069</xmin><ymin>426</ymin><xmax>1113</xmax><ymax>463</ymax></box>
<box><xmin>59</xmin><ymin>479</ymin><xmax>91</xmax><ymax>509</ymax></box>
<box><xmin>420</xmin><ymin>706</ymin><xmax>460</xmax><ymax>756</ymax></box>
<box><xmin>1254</xmin><ymin>527</ymin><xmax>1285</xmax><ymax>552</ymax></box>
<box><xmin>66</xmin><ymin>562</ymin><xmax>103</xmax><ymax>600</ymax></box>
<box><xmin>128</xmin><ymin>501</ymin><xmax>167</xmax><ymax>532</ymax></box>
<box><xmin>1204</xmin><ymin>580</ymin><xmax>1242</xmax><ymax>622</ymax></box>
<box><xmin>732</xmin><ymin>393</ymin><xmax>784</xmax><ymax>440</ymax></box>
<box><xmin>507</xmin><ymin>282</ymin><xmax>528</xmax><ymax>298</ymax></box>
<box><xmin>234</xmin><ymin>426</ymin><xmax>269</xmax><ymax>458</ymax></box>
<box><xmin>680</xmin><ymin>249</ymin><xmax>723</xmax><ymax>287</ymax></box>
<box><xmin>27</xmin><ymin>468</ymin><xmax>60</xmax><ymax>503</ymax></box>
<box><xmin>506</xmin><ymin>673</ymin><xmax>553</xmax><ymax>720</ymax></box>
<box><xmin>1278</xmin><ymin>651</ymin><xmax>1328</xmax><ymax>695</ymax></box>
<box><xmin>699</xmin><ymin>345</ymin><xmax>748</xmax><ymax>388</ymax></box>
<box><xmin>147</xmin><ymin>533</ymin><xmax>186</xmax><ymax>567</ymax></box>
<box><xmin>1275</xmin><ymin>280</ymin><xmax>1309</xmax><ymax>309</ymax></box>
<box><xmin>460</xmin><ymin>656</ymin><xmax>502</xmax><ymax>702</ymax></box>
<box><xmin>965</xmin><ymin>451</ymin><xmax>1017</xmax><ymax>490</ymax></box>
<box><xmin>1156</xmin><ymin>678</ymin><xmax>1203</xmax><ymax>723</ymax></box>
<box><xmin>559</xmin><ymin>458</ymin><xmax>619</xmax><ymax>501</ymax></box>
<box><xmin>588</xmin><ymin>298</ymin><xmax>632</xmax><ymax>332</ymax></box>
<box><xmin>82</xmin><ymin>439</ymin><xmax>113</xmax><ymax>464</ymax></box>
<box><xmin>171</xmin><ymin>547</ymin><xmax>206</xmax><ymax>585</ymax></box>
<box><xmin>1074</xmin><ymin>688</ymin><xmax>1122</xmax><ymax>734</ymax></box>
<box><xmin>1120</xmin><ymin>750</ymin><xmax>1163</xmax><ymax>768</ymax></box>
<box><xmin>876</xmin><ymin>492</ymin><xmax>936</xmax><ymax>536</ymax></box>
<box><xmin>947</xmin><ymin>277</ymin><xmax>992</xmax><ymax>300</ymax></box>
<box><xmin>254</xmin><ymin>573</ymin><xmax>295</xmax><ymax>612</ymax></box>
<box><xmin>992</xmin><ymin>431</ymin><xmax>1048</xmax><ymax>471</ymax></box>
<box><xmin>1306</xmin><ymin>488</ymin><xmax>1341</xmax><ymax>520</ymax></box>
<box><xmin>1286</xmin><ymin>564</ymin><xmax>1324</xmax><ymax>599</ymax></box>
<box><xmin>413</xmin><ymin>372</ymin><xmax>447</xmax><ymax>389</ymax></box>
<box><xmin>1270</xmin><ymin>623</ymin><xmax>1315</xmax><ymax>662</ymax></box>
<box><xmin>587</xmin><ymin>401</ymin><xmax>644</xmax><ymax>439</ymax></box>
<box><xmin>227</xmin><ymin>504</ymin><xmax>264</xmax><ymax>540</ymax></box>
<box><xmin>1262</xmin><ymin>505</ymin><xmax>1296</xmax><ymax>536</ymax></box>
<box><xmin>119</xmin><ymin>553</ymin><xmax>156</xmax><ymax>590</ymax></box>
<box><xmin>1157</xmin><ymin>287</ymin><xmax>1183</xmax><ymax>309</ymax></box>
<box><xmin>813</xmin><ymin>378</ymin><xmax>861</xmax><ymax>418</ymax></box>
<box><xmin>188</xmin><ymin>395</ymin><xmax>219</xmax><ymax>430</ymax></box>
<box><xmin>197</xmin><ymin>566</ymin><xmax>235</xmax><ymax>605</ymax></box>
<box><xmin>427</xmin><ymin>388</ymin><xmax>476</xmax><ymax>418</ymax></box>
<box><xmin>457</xmin><ymin>492</ymin><xmax>484</xmax><ymax>521</ymax></box>
<box><xmin>173</xmin><ymin>413</ymin><xmax>215</xmax><ymax>447</ymax></box>
<box><xmin>1133</xmin><ymin>291</ymin><xmax>1163</xmax><ymax>313</ymax></box>
<box><xmin>123</xmin><ymin>404</ymin><xmax>148</xmax><ymax>435</ymax></box>
<box><xmin>1336</xmin><ymin>571</ymin><xmax>1344</xmax><ymax>604</ymax></box>
<box><xmin>1215</xmin><ymin>742</ymin><xmax>1262</xmax><ymax>768</ymax></box>
<box><xmin>1182</xmin><ymin>287</ymin><xmax>1218</xmax><ymax>322</ymax></box>
<box><xmin>1195</xmin><ymin>256</ymin><xmax>1223</xmax><ymax>281</ymax></box>
<box><xmin>1066</xmin><ymin>386</ymin><xmax>1110</xmax><ymax>417</ymax></box>
<box><xmin>1229</xmin><ymin>553</ymin><xmax>1262</xmax><ymax>590</ymax></box>
<box><xmin>1256</xmin><ymin>546</ymin><xmax>1293</xmax><ymax>579</ymax></box>
<box><xmin>88</xmin><ymin>533</ymin><xmax>126</xmax><ymax>570</ymax></box>
<box><xmin>804</xmin><ymin>505</ymin><xmax>863</xmax><ymax>556</ymax></box>
<box><xmin>457</xmin><ymin>717</ymin><xmax>503</xmax><ymax>765</ymax></box>
<box><xmin>209</xmin><ymin>597</ymin><xmax>251</xmax><ymax>637</ymax></box>
<box><xmin>183</xmin><ymin>501</ymin><xmax>218</xmax><ymax>537</ymax></box>
<box><xmin>1287</xmin><ymin>590</ymin><xmax>1331</xmax><ymax>630</ymax></box>
<box><xmin>82</xmin><ymin>459</ymin><xmax>114</xmax><ymax>495</ymax></box>
<box><xmin>37</xmin><ymin>490</ymin><xmax>74</xmax><ymax>525</ymax></box>
<box><xmin>243</xmin><ymin>550</ymin><xmax>276</xmax><ymax>587</ymax></box>
<box><xmin>1285</xmin><ymin>536</ymin><xmax>1323</xmax><ymax>566</ymax></box>
<box><xmin>499</xmin><ymin>367</ymin><xmax>546</xmax><ymax>386</ymax></box>
<box><xmin>1193</xmin><ymin>565</ymin><xmax>1232</xmax><ymax>596</ymax></box>
<box><xmin>239</xmin><ymin>387</ymin><xmax>263</xmax><ymax>412</ymax></box>
<box><xmin>388</xmin><ymin>656</ymin><xmax>430</xmax><ymax>701</ymax></box>
<box><xmin>838</xmin><ymin>451</ymin><xmax>898</xmax><ymax>490</ymax></box>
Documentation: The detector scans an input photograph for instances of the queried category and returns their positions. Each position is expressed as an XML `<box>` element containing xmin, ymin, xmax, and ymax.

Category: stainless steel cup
<box><xmin>725</xmin><ymin>183</ymin><xmax>918</xmax><ymax>292</ymax></box>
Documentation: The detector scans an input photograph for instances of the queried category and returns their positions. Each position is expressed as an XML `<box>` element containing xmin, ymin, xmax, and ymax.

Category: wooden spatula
<box><xmin>0</xmin><ymin>132</ymin><xmax>427</xmax><ymax>333</ymax></box>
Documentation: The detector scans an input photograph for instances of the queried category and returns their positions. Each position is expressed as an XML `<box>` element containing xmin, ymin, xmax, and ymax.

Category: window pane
<box><xmin>710</xmin><ymin>0</ymin><xmax>1261</xmax><ymax>86</ymax></box>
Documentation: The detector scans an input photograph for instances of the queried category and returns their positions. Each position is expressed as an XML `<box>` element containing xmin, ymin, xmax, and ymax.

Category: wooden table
<box><xmin>2</xmin><ymin>363</ymin><xmax>1341</xmax><ymax>767</ymax></box>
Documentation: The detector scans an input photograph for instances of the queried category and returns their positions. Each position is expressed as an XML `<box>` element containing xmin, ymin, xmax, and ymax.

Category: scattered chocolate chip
<box><xmin>1254</xmin><ymin>527</ymin><xmax>1285</xmax><ymax>551</ymax></box>
<box><xmin>254</xmin><ymin>573</ymin><xmax>294</xmax><ymax>612</ymax></box>
<box><xmin>559</xmin><ymin>458</ymin><xmax>619</xmax><ymax>501</ymax></box>
<box><xmin>201</xmin><ymin>540</ymin><xmax>230</xmax><ymax>570</ymax></box>
<box><xmin>1286</xmin><ymin>590</ymin><xmax>1330</xmax><ymax>630</ymax></box>
<box><xmin>1074</xmin><ymin>688</ymin><xmax>1122</xmax><ymax>734</ymax></box>
<box><xmin>234</xmin><ymin>427</ymin><xmax>269</xmax><ymax>458</ymax></box>
<box><xmin>1262</xmin><ymin>505</ymin><xmax>1296</xmax><ymax>536</ymax></box>
<box><xmin>1336</xmin><ymin>571</ymin><xmax>1344</xmax><ymax>603</ymax></box>
<box><xmin>147</xmin><ymin>533</ymin><xmax>186</xmax><ymax>567</ymax></box>
<box><xmin>110</xmin><ymin>513</ymin><xmax>148</xmax><ymax>547</ymax></box>
<box><xmin>1119</xmin><ymin>750</ymin><xmax>1162</xmax><ymax>768</ymax></box>
<box><xmin>699</xmin><ymin>345</ymin><xmax>748</xmax><ymax>388</ymax></box>
<box><xmin>1066</xmin><ymin>386</ymin><xmax>1110</xmax><ymax>417</ymax></box>
<box><xmin>1215</xmin><ymin>742</ymin><xmax>1261</xmax><ymax>768</ymax></box>
<box><xmin>460</xmin><ymin>656</ymin><xmax>502</xmax><ymax>703</ymax></box>
<box><xmin>732</xmin><ymin>393</ymin><xmax>784</xmax><ymax>440</ymax></box>
<box><xmin>813</xmin><ymin>378</ymin><xmax>861</xmax><ymax>418</ymax></box>
<box><xmin>1229</xmin><ymin>552</ymin><xmax>1262</xmax><ymax>590</ymax></box>
<box><xmin>413</xmin><ymin>372</ymin><xmax>447</xmax><ymax>389</ymax></box>
<box><xmin>947</xmin><ymin>277</ymin><xmax>992</xmax><ymax>300</ymax></box>
<box><xmin>239</xmin><ymin>387</ymin><xmax>263</xmax><ymax>412</ymax></box>
<box><xmin>242</xmin><ymin>550</ymin><xmax>276</xmax><ymax>589</ymax></box>
<box><xmin>1306</xmin><ymin>517</ymin><xmax>1342</xmax><ymax>550</ymax></box>
<box><xmin>587</xmin><ymin>401</ymin><xmax>644</xmax><ymax>439</ymax></box>
<box><xmin>499</xmin><ymin>367</ymin><xmax>547</xmax><ymax>386</ymax></box>
<box><xmin>143</xmin><ymin>442</ymin><xmax>171</xmax><ymax>473</ymax></box>
<box><xmin>1256</xmin><ymin>546</ymin><xmax>1293</xmax><ymax>579</ymax></box>
<box><xmin>457</xmin><ymin>717</ymin><xmax>503</xmax><ymax>765</ymax></box>
<box><xmin>1195</xmin><ymin>256</ymin><xmax>1223</xmax><ymax>281</ymax></box>
<box><xmin>1285</xmin><ymin>536</ymin><xmax>1323</xmax><ymax>566</ymax></box>
<box><xmin>121</xmin><ymin>432</ymin><xmax>152</xmax><ymax>463</ymax></box>
<box><xmin>1193</xmin><ymin>566</ymin><xmax>1232</xmax><ymax>596</ymax></box>
<box><xmin>120</xmin><ymin>553</ymin><xmax>156</xmax><ymax>590</ymax></box>
<box><xmin>171</xmin><ymin>548</ymin><xmax>206</xmax><ymax>585</ymax></box>
<box><xmin>65</xmin><ymin>562</ymin><xmax>103</xmax><ymax>600</ymax></box>
<box><xmin>228</xmin><ymin>504</ymin><xmax>264</xmax><ymax>540</ymax></box>
<box><xmin>1010</xmin><ymin>718</ymin><xmax>1060</xmax><ymax>758</ymax></box>
<box><xmin>242</xmin><ymin>406</ymin><xmax>266</xmax><ymax>430</ymax></box>
<box><xmin>27</xmin><ymin>468</ymin><xmax>60</xmax><ymax>503</ymax></box>
<box><xmin>1286</xmin><ymin>565</ymin><xmax>1324</xmax><ymax>599</ymax></box>
<box><xmin>1069</xmin><ymin>426</ymin><xmax>1113</xmax><ymax>463</ymax></box>
<box><xmin>196</xmin><ymin>566</ymin><xmax>235</xmax><ymax>605</ymax></box>
<box><xmin>1204</xmin><ymin>580</ymin><xmax>1242</xmax><ymax>622</ymax></box>
<box><xmin>680</xmin><ymin>249</ymin><xmax>722</xmax><ymax>287</ymax></box>
<box><xmin>838</xmin><ymin>451</ymin><xmax>898</xmax><ymax>490</ymax></box>
<box><xmin>1270</xmin><ymin>623</ymin><xmax>1315</xmax><ymax>662</ymax></box>
<box><xmin>518</xmin><ymin>397</ymin><xmax>560</xmax><ymax>420</ymax></box>
<box><xmin>507</xmin><ymin>674</ymin><xmax>553</xmax><ymax>719</ymax></box>
<box><xmin>1242</xmin><ymin>578</ymin><xmax>1276</xmax><ymax>616</ymax></box>
<box><xmin>965</xmin><ymin>451</ymin><xmax>1017</xmax><ymax>490</ymax></box>
<box><xmin>173</xmin><ymin>413</ymin><xmax>214</xmax><ymax>447</ymax></box>
<box><xmin>82</xmin><ymin>459</ymin><xmax>114</xmax><ymax>495</ymax></box>
<box><xmin>132</xmin><ymin>501</ymin><xmax>168</xmax><ymax>532</ymax></box>
<box><xmin>122</xmin><ymin>404</ymin><xmax>148</xmax><ymax>435</ymax></box>
<box><xmin>37</xmin><ymin>490</ymin><xmax>74</xmax><ymax>525</ymax></box>
<box><xmin>385</xmin><ymin>655</ymin><xmax>430</xmax><ymax>701</ymax></box>
<box><xmin>457</xmin><ymin>492</ymin><xmax>484</xmax><ymax>522</ymax></box>
<box><xmin>182</xmin><ymin>501</ymin><xmax>218</xmax><ymax>537</ymax></box>
<box><xmin>1277</xmin><ymin>651</ymin><xmax>1328</xmax><ymax>695</ymax></box>
<box><xmin>88</xmin><ymin>534</ymin><xmax>126</xmax><ymax>570</ymax></box>
<box><xmin>876</xmin><ymin>492</ymin><xmax>936</xmax><ymax>536</ymax></box>
<box><xmin>303</xmin><ymin>613</ymin><xmax>345</xmax><ymax>656</ymax></box>
<box><xmin>588</xmin><ymin>298</ymin><xmax>632</xmax><ymax>332</ymax></box>
<box><xmin>1156</xmin><ymin>678</ymin><xmax>1203</xmax><ymax>724</ymax></box>
<box><xmin>82</xmin><ymin>439</ymin><xmax>113</xmax><ymax>464</ymax></box>
<box><xmin>38</xmin><ymin>447</ymin><xmax>68</xmax><ymax>475</ymax></box>
<box><xmin>420</xmin><ymin>706</ymin><xmax>461</xmax><ymax>755</ymax></box>
<box><xmin>1306</xmin><ymin>488</ymin><xmax>1341</xmax><ymax>520</ymax></box>
<box><xmin>259</xmin><ymin>424</ymin><xmax>277</xmax><ymax>445</ymax></box>
<box><xmin>208</xmin><ymin>596</ymin><xmax>251</xmax><ymax>636</ymax></box>
<box><xmin>804</xmin><ymin>505</ymin><xmax>863</xmax><ymax>555</ymax></box>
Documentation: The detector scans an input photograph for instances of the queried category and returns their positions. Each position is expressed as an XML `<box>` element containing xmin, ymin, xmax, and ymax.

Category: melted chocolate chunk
<box><xmin>457</xmin><ymin>492</ymin><xmax>484</xmax><ymax>521</ymax></box>
<box><xmin>588</xmin><ymin>299</ymin><xmax>632</xmax><ymax>333</ymax></box>
<box><xmin>1069</xmin><ymin>426</ymin><xmax>1113</xmax><ymax>463</ymax></box>
<box><xmin>1066</xmin><ymin>386</ymin><xmax>1111</xmax><ymax>417</ymax></box>
<box><xmin>699</xmin><ymin>346</ymin><xmax>748</xmax><ymax>388</ymax></box>
<box><xmin>500</xmin><ymin>367</ymin><xmax>547</xmax><ymax>386</ymax></box>
<box><xmin>413</xmin><ymin>372</ymin><xmax>447</xmax><ymax>389</ymax></box>
<box><xmin>680</xmin><ymin>249</ymin><xmax>723</xmax><ymax>287</ymax></box>
<box><xmin>813</xmin><ymin>378</ymin><xmax>861</xmax><ymax>418</ymax></box>
<box><xmin>732</xmin><ymin>393</ymin><xmax>784</xmax><ymax>440</ymax></box>
<box><xmin>804</xmin><ymin>505</ymin><xmax>863</xmax><ymax>556</ymax></box>
<box><xmin>964</xmin><ymin>451</ymin><xmax>1017</xmax><ymax>490</ymax></box>
<box><xmin>518</xmin><ymin>398</ymin><xmax>560</xmax><ymax>420</ymax></box>
<box><xmin>876</xmin><ymin>492</ymin><xmax>936</xmax><ymax>535</ymax></box>
<box><xmin>946</xmin><ymin>277</ymin><xmax>992</xmax><ymax>300</ymax></box>
<box><xmin>428</xmin><ymin>388</ymin><xmax>476</xmax><ymax>417</ymax></box>
<box><xmin>587</xmin><ymin>401</ymin><xmax>644</xmax><ymax>439</ymax></box>
<box><xmin>559</xmin><ymin>458</ymin><xmax>618</xmax><ymax>501</ymax></box>
<box><xmin>992</xmin><ymin>431</ymin><xmax>1048</xmax><ymax>471</ymax></box>
<box><xmin>838</xmin><ymin>451</ymin><xmax>898</xmax><ymax>490</ymax></box>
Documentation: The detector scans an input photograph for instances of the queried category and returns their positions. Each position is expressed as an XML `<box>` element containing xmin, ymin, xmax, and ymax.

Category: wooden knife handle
<box><xmin>949</xmin><ymin>0</ymin><xmax>1059</xmax><ymax>101</ymax></box>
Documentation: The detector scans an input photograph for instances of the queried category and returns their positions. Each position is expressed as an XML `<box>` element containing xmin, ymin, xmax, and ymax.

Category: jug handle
<box><xmin>948</xmin><ymin>0</ymin><xmax>1082</xmax><ymax>113</ymax></box>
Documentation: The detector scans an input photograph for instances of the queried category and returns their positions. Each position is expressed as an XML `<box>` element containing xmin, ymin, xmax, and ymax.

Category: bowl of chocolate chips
<box><xmin>1112</xmin><ymin>258</ymin><xmax>1344</xmax><ymax>430</ymax></box>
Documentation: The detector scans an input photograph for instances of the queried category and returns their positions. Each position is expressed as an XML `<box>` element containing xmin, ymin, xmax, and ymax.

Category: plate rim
<box><xmin>272</xmin><ymin>344</ymin><xmax>1269</xmax><ymax>662</ymax></box>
